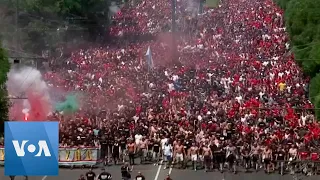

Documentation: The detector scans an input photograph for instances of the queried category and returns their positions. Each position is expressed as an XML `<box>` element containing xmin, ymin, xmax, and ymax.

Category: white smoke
<box><xmin>7</xmin><ymin>66</ymin><xmax>49</xmax><ymax>97</ymax></box>
<box><xmin>184</xmin><ymin>0</ymin><xmax>200</xmax><ymax>17</ymax></box>
<box><xmin>109</xmin><ymin>2</ymin><xmax>120</xmax><ymax>14</ymax></box>
<box><xmin>6</xmin><ymin>66</ymin><xmax>51</xmax><ymax>117</ymax></box>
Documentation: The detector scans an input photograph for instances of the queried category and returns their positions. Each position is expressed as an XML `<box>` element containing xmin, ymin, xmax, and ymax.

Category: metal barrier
<box><xmin>0</xmin><ymin>146</ymin><xmax>99</xmax><ymax>166</ymax></box>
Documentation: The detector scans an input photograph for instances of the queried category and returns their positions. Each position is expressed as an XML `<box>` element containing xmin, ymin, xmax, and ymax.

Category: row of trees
<box><xmin>0</xmin><ymin>0</ymin><xmax>120</xmax><ymax>55</ymax></box>
<box><xmin>275</xmin><ymin>0</ymin><xmax>320</xmax><ymax>117</ymax></box>
<box><xmin>0</xmin><ymin>0</ymin><xmax>124</xmax><ymax>134</ymax></box>
<box><xmin>0</xmin><ymin>43</ymin><xmax>10</xmax><ymax>135</ymax></box>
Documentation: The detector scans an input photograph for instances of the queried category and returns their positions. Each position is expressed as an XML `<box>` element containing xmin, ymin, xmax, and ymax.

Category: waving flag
<box><xmin>173</xmin><ymin>80</ymin><xmax>182</xmax><ymax>90</ymax></box>
<box><xmin>145</xmin><ymin>46</ymin><xmax>154</xmax><ymax>71</ymax></box>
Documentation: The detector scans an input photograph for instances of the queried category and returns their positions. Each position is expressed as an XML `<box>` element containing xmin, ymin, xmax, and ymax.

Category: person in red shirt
<box><xmin>310</xmin><ymin>151</ymin><xmax>319</xmax><ymax>161</ymax></box>
<box><xmin>299</xmin><ymin>150</ymin><xmax>309</xmax><ymax>161</ymax></box>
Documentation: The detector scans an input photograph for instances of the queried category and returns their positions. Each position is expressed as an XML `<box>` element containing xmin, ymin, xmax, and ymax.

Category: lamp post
<box><xmin>15</xmin><ymin>0</ymin><xmax>19</xmax><ymax>51</ymax></box>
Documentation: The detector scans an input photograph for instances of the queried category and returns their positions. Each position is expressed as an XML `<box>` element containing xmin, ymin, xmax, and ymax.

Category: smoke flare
<box><xmin>6</xmin><ymin>66</ymin><xmax>52</xmax><ymax>121</ymax></box>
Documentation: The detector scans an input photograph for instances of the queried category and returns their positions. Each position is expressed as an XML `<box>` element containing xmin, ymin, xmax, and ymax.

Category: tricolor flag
<box><xmin>145</xmin><ymin>46</ymin><xmax>154</xmax><ymax>71</ymax></box>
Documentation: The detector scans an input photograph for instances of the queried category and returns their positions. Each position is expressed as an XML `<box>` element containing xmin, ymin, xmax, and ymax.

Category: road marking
<box><xmin>42</xmin><ymin>176</ymin><xmax>47</xmax><ymax>180</ymax></box>
<box><xmin>154</xmin><ymin>160</ymin><xmax>163</xmax><ymax>180</ymax></box>
<box><xmin>168</xmin><ymin>166</ymin><xmax>173</xmax><ymax>175</ymax></box>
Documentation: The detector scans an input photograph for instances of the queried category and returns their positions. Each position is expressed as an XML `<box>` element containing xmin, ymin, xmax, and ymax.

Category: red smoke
<box><xmin>156</xmin><ymin>32</ymin><xmax>178</xmax><ymax>66</ymax></box>
<box><xmin>26</xmin><ymin>91</ymin><xmax>51</xmax><ymax>121</ymax></box>
<box><xmin>10</xmin><ymin>90</ymin><xmax>51</xmax><ymax>121</ymax></box>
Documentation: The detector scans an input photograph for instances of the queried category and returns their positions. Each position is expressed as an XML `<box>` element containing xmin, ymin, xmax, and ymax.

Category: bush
<box><xmin>0</xmin><ymin>42</ymin><xmax>10</xmax><ymax>134</ymax></box>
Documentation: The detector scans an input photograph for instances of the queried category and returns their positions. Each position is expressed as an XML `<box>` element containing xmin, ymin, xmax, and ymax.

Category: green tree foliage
<box><xmin>285</xmin><ymin>0</ymin><xmax>320</xmax><ymax>77</ymax></box>
<box><xmin>0</xmin><ymin>42</ymin><xmax>10</xmax><ymax>135</ymax></box>
<box><xmin>309</xmin><ymin>74</ymin><xmax>320</xmax><ymax>102</ymax></box>
<box><xmin>276</xmin><ymin>0</ymin><xmax>320</xmax><ymax>118</ymax></box>
<box><xmin>1</xmin><ymin>0</ymin><xmax>111</xmax><ymax>54</ymax></box>
<box><xmin>275</xmin><ymin>0</ymin><xmax>292</xmax><ymax>10</ymax></box>
<box><xmin>309</xmin><ymin>74</ymin><xmax>320</xmax><ymax>117</ymax></box>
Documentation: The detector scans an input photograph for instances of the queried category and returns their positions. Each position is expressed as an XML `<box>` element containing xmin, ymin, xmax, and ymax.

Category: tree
<box><xmin>0</xmin><ymin>42</ymin><xmax>10</xmax><ymax>135</ymax></box>
<box><xmin>284</xmin><ymin>0</ymin><xmax>320</xmax><ymax>77</ymax></box>
<box><xmin>275</xmin><ymin>0</ymin><xmax>292</xmax><ymax>10</ymax></box>
<box><xmin>1</xmin><ymin>0</ymin><xmax>111</xmax><ymax>55</ymax></box>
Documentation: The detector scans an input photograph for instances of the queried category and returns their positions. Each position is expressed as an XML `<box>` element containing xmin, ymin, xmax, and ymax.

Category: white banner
<box><xmin>0</xmin><ymin>146</ymin><xmax>99</xmax><ymax>166</ymax></box>
<box><xmin>0</xmin><ymin>147</ymin><xmax>4</xmax><ymax>165</ymax></box>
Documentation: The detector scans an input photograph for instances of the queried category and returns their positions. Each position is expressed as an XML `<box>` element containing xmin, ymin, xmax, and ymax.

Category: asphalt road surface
<box><xmin>1</xmin><ymin>164</ymin><xmax>319</xmax><ymax>180</ymax></box>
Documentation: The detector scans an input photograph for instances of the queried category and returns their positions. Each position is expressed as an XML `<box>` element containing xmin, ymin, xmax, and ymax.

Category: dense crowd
<box><xmin>43</xmin><ymin>0</ymin><xmax>319</xmax><ymax>174</ymax></box>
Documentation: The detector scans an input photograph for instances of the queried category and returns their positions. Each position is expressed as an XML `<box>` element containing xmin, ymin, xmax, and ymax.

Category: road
<box><xmin>0</xmin><ymin>164</ymin><xmax>319</xmax><ymax>180</ymax></box>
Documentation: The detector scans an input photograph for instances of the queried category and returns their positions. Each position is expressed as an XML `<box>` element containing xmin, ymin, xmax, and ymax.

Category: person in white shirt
<box><xmin>161</xmin><ymin>137</ymin><xmax>168</xmax><ymax>163</ymax></box>
<box><xmin>300</xmin><ymin>114</ymin><xmax>307</xmax><ymax>126</ymax></box>
<box><xmin>235</xmin><ymin>95</ymin><xmax>242</xmax><ymax>104</ymax></box>
<box><xmin>135</xmin><ymin>133</ymin><xmax>143</xmax><ymax>145</ymax></box>
<box><xmin>163</xmin><ymin>142</ymin><xmax>173</xmax><ymax>169</ymax></box>
<box><xmin>161</xmin><ymin>137</ymin><xmax>168</xmax><ymax>150</ymax></box>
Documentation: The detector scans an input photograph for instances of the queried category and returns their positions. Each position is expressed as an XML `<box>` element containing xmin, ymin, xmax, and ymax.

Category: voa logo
<box><xmin>12</xmin><ymin>140</ymin><xmax>51</xmax><ymax>157</ymax></box>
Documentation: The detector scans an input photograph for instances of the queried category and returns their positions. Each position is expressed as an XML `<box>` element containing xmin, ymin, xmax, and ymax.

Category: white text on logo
<box><xmin>12</xmin><ymin>140</ymin><xmax>51</xmax><ymax>157</ymax></box>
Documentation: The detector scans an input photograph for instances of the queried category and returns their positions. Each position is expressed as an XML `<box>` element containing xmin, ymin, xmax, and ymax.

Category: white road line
<box><xmin>168</xmin><ymin>167</ymin><xmax>173</xmax><ymax>175</ymax></box>
<box><xmin>153</xmin><ymin>160</ymin><xmax>163</xmax><ymax>180</ymax></box>
<box><xmin>42</xmin><ymin>175</ymin><xmax>47</xmax><ymax>180</ymax></box>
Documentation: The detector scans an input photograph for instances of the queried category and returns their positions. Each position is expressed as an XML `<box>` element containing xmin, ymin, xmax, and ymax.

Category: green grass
<box><xmin>205</xmin><ymin>0</ymin><xmax>220</xmax><ymax>8</ymax></box>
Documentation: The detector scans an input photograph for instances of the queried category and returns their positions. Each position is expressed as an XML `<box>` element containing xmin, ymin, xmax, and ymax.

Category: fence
<box><xmin>0</xmin><ymin>146</ymin><xmax>99</xmax><ymax>166</ymax></box>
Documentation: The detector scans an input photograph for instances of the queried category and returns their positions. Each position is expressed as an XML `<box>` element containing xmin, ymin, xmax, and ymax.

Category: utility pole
<box><xmin>171</xmin><ymin>0</ymin><xmax>178</xmax><ymax>64</ymax></box>
<box><xmin>171</xmin><ymin>0</ymin><xmax>176</xmax><ymax>33</ymax></box>
<box><xmin>15</xmin><ymin>0</ymin><xmax>19</xmax><ymax>51</ymax></box>
<box><xmin>199</xmin><ymin>0</ymin><xmax>204</xmax><ymax>14</ymax></box>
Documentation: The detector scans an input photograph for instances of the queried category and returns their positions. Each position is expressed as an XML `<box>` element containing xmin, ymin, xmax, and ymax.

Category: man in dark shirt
<box><xmin>119</xmin><ymin>137</ymin><xmax>127</xmax><ymax>163</ymax></box>
<box><xmin>100</xmin><ymin>137</ymin><xmax>108</xmax><ymax>163</ymax></box>
<box><xmin>85</xmin><ymin>168</ymin><xmax>96</xmax><ymax>180</ymax></box>
<box><xmin>135</xmin><ymin>172</ymin><xmax>146</xmax><ymax>180</ymax></box>
<box><xmin>107</xmin><ymin>136</ymin><xmax>114</xmax><ymax>158</ymax></box>
<box><xmin>121</xmin><ymin>163</ymin><xmax>132</xmax><ymax>180</ymax></box>
<box><xmin>97</xmin><ymin>168</ymin><xmax>112</xmax><ymax>180</ymax></box>
<box><xmin>275</xmin><ymin>147</ymin><xmax>286</xmax><ymax>175</ymax></box>
<box><xmin>112</xmin><ymin>139</ymin><xmax>120</xmax><ymax>164</ymax></box>
<box><xmin>153</xmin><ymin>139</ymin><xmax>160</xmax><ymax>165</ymax></box>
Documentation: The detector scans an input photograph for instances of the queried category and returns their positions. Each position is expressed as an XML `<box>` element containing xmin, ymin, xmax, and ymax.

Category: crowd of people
<box><xmin>42</xmin><ymin>0</ymin><xmax>320</xmax><ymax>175</ymax></box>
